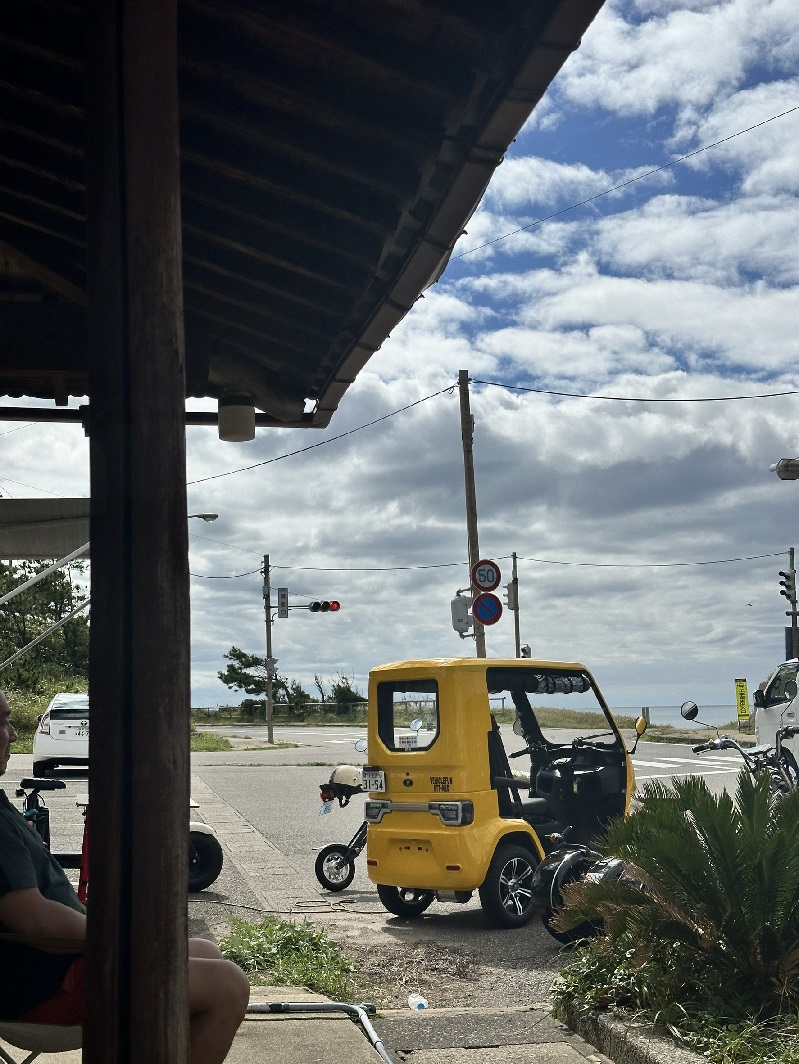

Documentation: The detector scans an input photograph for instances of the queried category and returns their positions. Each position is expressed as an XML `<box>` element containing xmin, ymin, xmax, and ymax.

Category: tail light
<box><xmin>39</xmin><ymin>712</ymin><xmax>51</xmax><ymax>736</ymax></box>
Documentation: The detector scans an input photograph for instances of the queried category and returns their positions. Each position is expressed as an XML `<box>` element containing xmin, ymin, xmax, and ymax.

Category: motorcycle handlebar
<box><xmin>692</xmin><ymin>741</ymin><xmax>715</xmax><ymax>753</ymax></box>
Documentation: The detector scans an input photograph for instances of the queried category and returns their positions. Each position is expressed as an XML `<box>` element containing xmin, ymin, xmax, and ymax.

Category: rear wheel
<box><xmin>188</xmin><ymin>831</ymin><xmax>224</xmax><ymax>892</ymax></box>
<box><xmin>376</xmin><ymin>885</ymin><xmax>434</xmax><ymax>918</ymax></box>
<box><xmin>315</xmin><ymin>844</ymin><xmax>356</xmax><ymax>892</ymax></box>
<box><xmin>479</xmin><ymin>844</ymin><xmax>537</xmax><ymax>928</ymax></box>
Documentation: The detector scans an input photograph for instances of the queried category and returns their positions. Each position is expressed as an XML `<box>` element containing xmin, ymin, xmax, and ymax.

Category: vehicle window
<box><xmin>376</xmin><ymin>680</ymin><xmax>438</xmax><ymax>751</ymax></box>
<box><xmin>763</xmin><ymin>666</ymin><xmax>799</xmax><ymax>708</ymax></box>
<box><xmin>486</xmin><ymin>667</ymin><xmax>618</xmax><ymax>747</ymax></box>
<box><xmin>50</xmin><ymin>698</ymin><xmax>90</xmax><ymax>720</ymax></box>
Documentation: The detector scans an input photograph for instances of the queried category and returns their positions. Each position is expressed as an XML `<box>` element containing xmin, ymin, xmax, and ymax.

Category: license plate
<box><xmin>362</xmin><ymin>767</ymin><xmax>385</xmax><ymax>792</ymax></box>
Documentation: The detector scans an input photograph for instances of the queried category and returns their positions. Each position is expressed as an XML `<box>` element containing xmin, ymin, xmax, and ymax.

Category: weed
<box><xmin>220</xmin><ymin>917</ymin><xmax>356</xmax><ymax>1000</ymax></box>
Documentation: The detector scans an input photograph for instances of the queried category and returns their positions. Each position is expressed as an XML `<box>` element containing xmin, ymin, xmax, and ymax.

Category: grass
<box><xmin>190</xmin><ymin>733</ymin><xmax>233</xmax><ymax>752</ymax></box>
<box><xmin>219</xmin><ymin>917</ymin><xmax>357</xmax><ymax>999</ymax></box>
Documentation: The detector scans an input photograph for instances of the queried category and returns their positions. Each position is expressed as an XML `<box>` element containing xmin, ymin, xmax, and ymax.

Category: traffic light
<box><xmin>309</xmin><ymin>600</ymin><xmax>341</xmax><ymax>613</ymax></box>
<box><xmin>503</xmin><ymin>580</ymin><xmax>518</xmax><ymax>611</ymax></box>
<box><xmin>277</xmin><ymin>587</ymin><xmax>289</xmax><ymax>619</ymax></box>
<box><xmin>451</xmin><ymin>595</ymin><xmax>473</xmax><ymax>636</ymax></box>
<box><xmin>780</xmin><ymin>570</ymin><xmax>797</xmax><ymax>605</ymax></box>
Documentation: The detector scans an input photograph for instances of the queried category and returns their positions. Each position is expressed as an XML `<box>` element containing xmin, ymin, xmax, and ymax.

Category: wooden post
<box><xmin>84</xmin><ymin>1</ymin><xmax>189</xmax><ymax>1061</ymax></box>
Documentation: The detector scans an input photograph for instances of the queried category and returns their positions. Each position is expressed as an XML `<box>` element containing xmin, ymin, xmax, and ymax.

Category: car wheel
<box><xmin>188</xmin><ymin>831</ymin><xmax>224</xmax><ymax>892</ymax></box>
<box><xmin>32</xmin><ymin>763</ymin><xmax>49</xmax><ymax>778</ymax></box>
<box><xmin>315</xmin><ymin>844</ymin><xmax>356</xmax><ymax>892</ymax></box>
<box><xmin>376</xmin><ymin>885</ymin><xmax>434</xmax><ymax>918</ymax></box>
<box><xmin>478</xmin><ymin>844</ymin><xmax>537</xmax><ymax>928</ymax></box>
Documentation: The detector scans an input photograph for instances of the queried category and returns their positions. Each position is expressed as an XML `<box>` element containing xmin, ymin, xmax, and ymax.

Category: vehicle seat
<box><xmin>487</xmin><ymin>717</ymin><xmax>555</xmax><ymax>824</ymax></box>
<box><xmin>0</xmin><ymin>1022</ymin><xmax>82</xmax><ymax>1064</ymax></box>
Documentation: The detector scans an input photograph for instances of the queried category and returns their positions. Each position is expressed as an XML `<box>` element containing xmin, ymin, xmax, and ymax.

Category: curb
<box><xmin>561</xmin><ymin>1002</ymin><xmax>704</xmax><ymax>1064</ymax></box>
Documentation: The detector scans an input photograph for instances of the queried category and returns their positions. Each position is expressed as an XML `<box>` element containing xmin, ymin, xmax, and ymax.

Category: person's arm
<box><xmin>0</xmin><ymin>888</ymin><xmax>86</xmax><ymax>952</ymax></box>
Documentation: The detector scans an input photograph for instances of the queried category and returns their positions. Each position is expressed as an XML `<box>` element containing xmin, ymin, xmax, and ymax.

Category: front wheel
<box><xmin>376</xmin><ymin>885</ymin><xmax>434</xmax><ymax>918</ymax></box>
<box><xmin>188</xmin><ymin>831</ymin><xmax>224</xmax><ymax>892</ymax></box>
<box><xmin>541</xmin><ymin>863</ymin><xmax>598</xmax><ymax>944</ymax></box>
<box><xmin>478</xmin><ymin>844</ymin><xmax>537</xmax><ymax>929</ymax></box>
<box><xmin>315</xmin><ymin>844</ymin><xmax>356</xmax><ymax>892</ymax></box>
<box><xmin>778</xmin><ymin>748</ymin><xmax>799</xmax><ymax>792</ymax></box>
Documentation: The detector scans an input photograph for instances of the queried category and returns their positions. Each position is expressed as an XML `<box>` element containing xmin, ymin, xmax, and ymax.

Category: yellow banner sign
<box><xmin>735</xmin><ymin>678</ymin><xmax>750</xmax><ymax>722</ymax></box>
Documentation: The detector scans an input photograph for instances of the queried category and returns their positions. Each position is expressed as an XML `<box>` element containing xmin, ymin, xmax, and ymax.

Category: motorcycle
<box><xmin>681</xmin><ymin>699</ymin><xmax>799</xmax><ymax>797</ymax></box>
<box><xmin>16</xmin><ymin>778</ymin><xmax>224</xmax><ymax>897</ymax></box>
<box><xmin>314</xmin><ymin>761</ymin><xmax>367</xmax><ymax>892</ymax></box>
<box><xmin>529</xmin><ymin>716</ymin><xmax>648</xmax><ymax>943</ymax></box>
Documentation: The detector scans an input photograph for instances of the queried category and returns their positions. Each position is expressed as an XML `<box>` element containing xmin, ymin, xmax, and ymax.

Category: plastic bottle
<box><xmin>407</xmin><ymin>993</ymin><xmax>428</xmax><ymax>1010</ymax></box>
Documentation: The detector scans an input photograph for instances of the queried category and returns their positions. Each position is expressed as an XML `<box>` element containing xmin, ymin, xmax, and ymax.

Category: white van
<box><xmin>754</xmin><ymin>660</ymin><xmax>799</xmax><ymax>751</ymax></box>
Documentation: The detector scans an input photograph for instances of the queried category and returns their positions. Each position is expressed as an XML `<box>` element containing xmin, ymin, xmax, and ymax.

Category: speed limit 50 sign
<box><xmin>471</xmin><ymin>559</ymin><xmax>501</xmax><ymax>592</ymax></box>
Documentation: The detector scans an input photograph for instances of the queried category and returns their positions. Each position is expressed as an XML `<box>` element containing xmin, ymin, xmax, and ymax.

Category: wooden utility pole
<box><xmin>263</xmin><ymin>554</ymin><xmax>275</xmax><ymax>744</ymax></box>
<box><xmin>459</xmin><ymin>370</ymin><xmax>486</xmax><ymax>657</ymax></box>
<box><xmin>511</xmin><ymin>551</ymin><xmax>521</xmax><ymax>657</ymax></box>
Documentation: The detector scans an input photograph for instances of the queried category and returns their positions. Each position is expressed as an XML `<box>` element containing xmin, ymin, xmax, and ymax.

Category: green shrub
<box><xmin>553</xmin><ymin>771</ymin><xmax>799</xmax><ymax>1054</ymax></box>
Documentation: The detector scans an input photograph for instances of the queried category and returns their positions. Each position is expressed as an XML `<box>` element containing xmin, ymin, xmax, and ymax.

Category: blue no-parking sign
<box><xmin>472</xmin><ymin>591</ymin><xmax>502</xmax><ymax>626</ymax></box>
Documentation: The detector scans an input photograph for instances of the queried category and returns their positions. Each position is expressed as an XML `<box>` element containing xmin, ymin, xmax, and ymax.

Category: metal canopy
<box><xmin>0</xmin><ymin>0</ymin><xmax>605</xmax><ymax>428</ymax></box>
<box><xmin>0</xmin><ymin>498</ymin><xmax>89</xmax><ymax>558</ymax></box>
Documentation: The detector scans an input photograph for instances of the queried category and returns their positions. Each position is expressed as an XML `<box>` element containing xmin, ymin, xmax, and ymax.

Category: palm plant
<box><xmin>553</xmin><ymin>772</ymin><xmax>799</xmax><ymax>1014</ymax></box>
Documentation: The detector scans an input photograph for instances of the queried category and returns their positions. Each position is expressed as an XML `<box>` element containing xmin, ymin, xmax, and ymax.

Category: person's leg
<box><xmin>188</xmin><ymin>953</ymin><xmax>250</xmax><ymax>1064</ymax></box>
<box><xmin>189</xmin><ymin>937</ymin><xmax>225</xmax><ymax>960</ymax></box>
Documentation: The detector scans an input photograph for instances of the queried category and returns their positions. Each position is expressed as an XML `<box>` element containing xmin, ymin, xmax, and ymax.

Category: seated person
<box><xmin>0</xmin><ymin>690</ymin><xmax>249</xmax><ymax>1064</ymax></box>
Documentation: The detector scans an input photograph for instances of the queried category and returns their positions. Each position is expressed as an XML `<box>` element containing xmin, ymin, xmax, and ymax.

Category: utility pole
<box><xmin>459</xmin><ymin>370</ymin><xmax>486</xmax><ymax>657</ymax></box>
<box><xmin>512</xmin><ymin>551</ymin><xmax>521</xmax><ymax>657</ymax></box>
<box><xmin>262</xmin><ymin>554</ymin><xmax>274</xmax><ymax>744</ymax></box>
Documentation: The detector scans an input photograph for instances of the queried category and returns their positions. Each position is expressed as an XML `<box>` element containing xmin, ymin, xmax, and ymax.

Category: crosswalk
<box><xmin>632</xmin><ymin>752</ymin><xmax>745</xmax><ymax>780</ymax></box>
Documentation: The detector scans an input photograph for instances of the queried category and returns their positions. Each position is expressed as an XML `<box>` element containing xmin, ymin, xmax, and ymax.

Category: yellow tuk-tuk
<box><xmin>362</xmin><ymin>657</ymin><xmax>640</xmax><ymax>928</ymax></box>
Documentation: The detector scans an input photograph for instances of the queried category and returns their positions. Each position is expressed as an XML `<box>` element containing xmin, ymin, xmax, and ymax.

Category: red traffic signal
<box><xmin>309</xmin><ymin>600</ymin><xmax>341</xmax><ymax>613</ymax></box>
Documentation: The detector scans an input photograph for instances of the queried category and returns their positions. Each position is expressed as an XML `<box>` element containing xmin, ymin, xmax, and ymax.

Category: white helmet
<box><xmin>330</xmin><ymin>765</ymin><xmax>362</xmax><ymax>789</ymax></box>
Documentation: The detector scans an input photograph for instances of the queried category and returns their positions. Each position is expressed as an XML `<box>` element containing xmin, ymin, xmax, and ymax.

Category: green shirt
<box><xmin>0</xmin><ymin>789</ymin><xmax>83</xmax><ymax>1019</ymax></box>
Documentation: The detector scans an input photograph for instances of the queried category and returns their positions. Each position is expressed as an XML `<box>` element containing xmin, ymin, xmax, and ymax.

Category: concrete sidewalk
<box><xmin>6</xmin><ymin>985</ymin><xmax>698</xmax><ymax>1064</ymax></box>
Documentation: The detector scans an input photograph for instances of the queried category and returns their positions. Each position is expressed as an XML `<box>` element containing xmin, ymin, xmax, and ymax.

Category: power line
<box><xmin>472</xmin><ymin>378</ymin><xmax>799</xmax><ymax>402</ymax></box>
<box><xmin>455</xmin><ymin>105</ymin><xmax>799</xmax><ymax>259</ymax></box>
<box><xmin>189</xmin><ymin>548</ymin><xmax>787</xmax><ymax>579</ymax></box>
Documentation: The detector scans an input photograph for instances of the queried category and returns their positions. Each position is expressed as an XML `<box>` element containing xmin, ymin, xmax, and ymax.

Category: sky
<box><xmin>2</xmin><ymin>0</ymin><xmax>799</xmax><ymax>711</ymax></box>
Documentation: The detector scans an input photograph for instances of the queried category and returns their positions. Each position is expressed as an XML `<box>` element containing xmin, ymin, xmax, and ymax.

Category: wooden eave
<box><xmin>0</xmin><ymin>0</ymin><xmax>606</xmax><ymax>428</ymax></box>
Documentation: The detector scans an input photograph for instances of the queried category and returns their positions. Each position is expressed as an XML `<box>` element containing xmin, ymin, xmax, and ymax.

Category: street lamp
<box><xmin>188</xmin><ymin>513</ymin><xmax>218</xmax><ymax>522</ymax></box>
<box><xmin>770</xmin><ymin>459</ymin><xmax>799</xmax><ymax>481</ymax></box>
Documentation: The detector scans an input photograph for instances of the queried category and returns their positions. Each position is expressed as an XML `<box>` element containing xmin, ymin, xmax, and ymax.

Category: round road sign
<box><xmin>472</xmin><ymin>591</ymin><xmax>503</xmax><ymax>626</ymax></box>
<box><xmin>471</xmin><ymin>559</ymin><xmax>501</xmax><ymax>592</ymax></box>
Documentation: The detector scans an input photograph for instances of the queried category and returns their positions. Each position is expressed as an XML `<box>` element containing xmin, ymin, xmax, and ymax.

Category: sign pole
<box><xmin>459</xmin><ymin>370</ymin><xmax>486</xmax><ymax>658</ymax></box>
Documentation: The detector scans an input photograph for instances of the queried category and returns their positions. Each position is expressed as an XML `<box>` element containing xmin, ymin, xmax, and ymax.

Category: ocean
<box><xmin>613</xmin><ymin>704</ymin><xmax>742</xmax><ymax>730</ymax></box>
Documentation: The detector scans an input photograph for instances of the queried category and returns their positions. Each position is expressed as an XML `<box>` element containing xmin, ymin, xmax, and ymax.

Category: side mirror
<box><xmin>410</xmin><ymin>718</ymin><xmax>424</xmax><ymax>733</ymax></box>
<box><xmin>635</xmin><ymin>716</ymin><xmax>648</xmax><ymax>736</ymax></box>
<box><xmin>512</xmin><ymin>718</ymin><xmax>523</xmax><ymax>736</ymax></box>
<box><xmin>680</xmin><ymin>701</ymin><xmax>699</xmax><ymax>721</ymax></box>
<box><xmin>753</xmin><ymin>690</ymin><xmax>765</xmax><ymax>709</ymax></box>
<box><xmin>354</xmin><ymin>738</ymin><xmax>367</xmax><ymax>753</ymax></box>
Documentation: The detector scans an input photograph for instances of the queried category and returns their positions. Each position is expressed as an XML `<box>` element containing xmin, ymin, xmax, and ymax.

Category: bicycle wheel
<box><xmin>779</xmin><ymin>748</ymin><xmax>799</xmax><ymax>791</ymax></box>
<box><xmin>315</xmin><ymin>844</ymin><xmax>356</xmax><ymax>891</ymax></box>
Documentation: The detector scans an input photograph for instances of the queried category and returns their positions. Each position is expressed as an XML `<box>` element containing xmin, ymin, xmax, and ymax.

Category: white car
<box><xmin>32</xmin><ymin>693</ymin><xmax>90</xmax><ymax>777</ymax></box>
